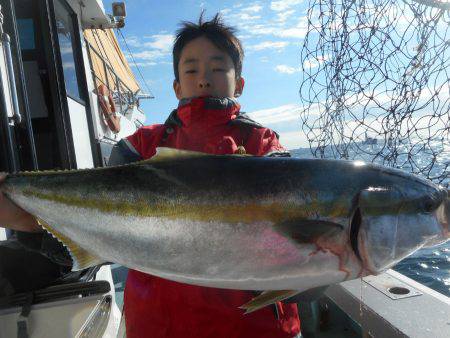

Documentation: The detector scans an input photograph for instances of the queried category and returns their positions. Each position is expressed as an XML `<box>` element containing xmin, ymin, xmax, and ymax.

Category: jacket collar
<box><xmin>165</xmin><ymin>97</ymin><xmax>241</xmax><ymax>128</ymax></box>
<box><xmin>163</xmin><ymin>97</ymin><xmax>275</xmax><ymax>135</ymax></box>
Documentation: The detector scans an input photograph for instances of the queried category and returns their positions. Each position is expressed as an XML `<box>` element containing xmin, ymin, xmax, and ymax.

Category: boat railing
<box><xmin>84</xmin><ymin>38</ymin><xmax>137</xmax><ymax>116</ymax></box>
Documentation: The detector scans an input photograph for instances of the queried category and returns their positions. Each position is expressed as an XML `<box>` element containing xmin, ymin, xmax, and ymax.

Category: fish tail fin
<box><xmin>37</xmin><ymin>218</ymin><xmax>105</xmax><ymax>270</ymax></box>
<box><xmin>239</xmin><ymin>290</ymin><xmax>300</xmax><ymax>314</ymax></box>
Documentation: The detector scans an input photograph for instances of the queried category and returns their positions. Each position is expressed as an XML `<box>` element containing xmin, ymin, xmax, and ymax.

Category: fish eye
<box><xmin>422</xmin><ymin>196</ymin><xmax>439</xmax><ymax>213</ymax></box>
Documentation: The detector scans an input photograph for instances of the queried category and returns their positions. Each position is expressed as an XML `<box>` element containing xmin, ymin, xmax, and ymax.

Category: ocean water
<box><xmin>290</xmin><ymin>144</ymin><xmax>450</xmax><ymax>297</ymax></box>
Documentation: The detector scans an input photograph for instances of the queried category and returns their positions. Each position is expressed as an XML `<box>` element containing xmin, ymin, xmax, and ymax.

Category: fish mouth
<box><xmin>439</xmin><ymin>191</ymin><xmax>449</xmax><ymax>239</ymax></box>
<box><xmin>430</xmin><ymin>189</ymin><xmax>450</xmax><ymax>243</ymax></box>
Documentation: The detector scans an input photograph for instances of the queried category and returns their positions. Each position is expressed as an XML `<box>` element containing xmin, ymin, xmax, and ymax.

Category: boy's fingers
<box><xmin>0</xmin><ymin>172</ymin><xmax>6</xmax><ymax>184</ymax></box>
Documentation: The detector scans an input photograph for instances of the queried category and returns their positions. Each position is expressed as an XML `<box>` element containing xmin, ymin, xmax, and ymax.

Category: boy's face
<box><xmin>173</xmin><ymin>36</ymin><xmax>244</xmax><ymax>100</ymax></box>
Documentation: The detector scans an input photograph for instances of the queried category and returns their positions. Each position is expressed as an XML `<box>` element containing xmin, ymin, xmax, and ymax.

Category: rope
<box><xmin>117</xmin><ymin>28</ymin><xmax>154</xmax><ymax>97</ymax></box>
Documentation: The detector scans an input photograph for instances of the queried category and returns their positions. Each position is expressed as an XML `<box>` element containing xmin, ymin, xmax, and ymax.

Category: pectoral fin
<box><xmin>37</xmin><ymin>218</ymin><xmax>105</xmax><ymax>270</ymax></box>
<box><xmin>239</xmin><ymin>290</ymin><xmax>300</xmax><ymax>314</ymax></box>
<box><xmin>276</xmin><ymin>219</ymin><xmax>344</xmax><ymax>245</ymax></box>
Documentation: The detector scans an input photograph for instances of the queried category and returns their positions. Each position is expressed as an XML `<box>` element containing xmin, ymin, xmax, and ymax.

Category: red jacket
<box><xmin>122</xmin><ymin>97</ymin><xmax>300</xmax><ymax>338</ymax></box>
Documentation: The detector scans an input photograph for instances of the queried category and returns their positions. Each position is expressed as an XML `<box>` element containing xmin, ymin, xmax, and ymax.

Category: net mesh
<box><xmin>299</xmin><ymin>0</ymin><xmax>449</xmax><ymax>187</ymax></box>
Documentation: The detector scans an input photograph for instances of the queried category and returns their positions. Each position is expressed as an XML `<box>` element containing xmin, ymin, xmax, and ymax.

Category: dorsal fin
<box><xmin>148</xmin><ymin>147</ymin><xmax>209</xmax><ymax>162</ymax></box>
<box><xmin>148</xmin><ymin>147</ymin><xmax>251</xmax><ymax>162</ymax></box>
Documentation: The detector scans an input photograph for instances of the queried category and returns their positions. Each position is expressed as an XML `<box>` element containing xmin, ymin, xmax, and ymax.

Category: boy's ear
<box><xmin>234</xmin><ymin>77</ymin><xmax>245</xmax><ymax>98</ymax></box>
<box><xmin>173</xmin><ymin>80</ymin><xmax>182</xmax><ymax>100</ymax></box>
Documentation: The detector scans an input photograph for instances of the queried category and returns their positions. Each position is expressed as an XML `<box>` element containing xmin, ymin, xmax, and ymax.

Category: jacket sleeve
<box><xmin>123</xmin><ymin>124</ymin><xmax>166</xmax><ymax>160</ymax></box>
<box><xmin>108</xmin><ymin>139</ymin><xmax>143</xmax><ymax>165</ymax></box>
<box><xmin>246</xmin><ymin>127</ymin><xmax>291</xmax><ymax>157</ymax></box>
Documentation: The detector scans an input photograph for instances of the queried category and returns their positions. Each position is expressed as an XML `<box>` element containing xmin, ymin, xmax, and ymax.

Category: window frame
<box><xmin>52</xmin><ymin>0</ymin><xmax>86</xmax><ymax>104</ymax></box>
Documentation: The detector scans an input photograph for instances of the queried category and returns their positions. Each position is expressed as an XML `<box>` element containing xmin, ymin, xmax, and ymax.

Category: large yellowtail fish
<box><xmin>1</xmin><ymin>148</ymin><xmax>448</xmax><ymax>312</ymax></box>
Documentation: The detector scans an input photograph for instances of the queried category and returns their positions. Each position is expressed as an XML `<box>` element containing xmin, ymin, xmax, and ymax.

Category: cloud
<box><xmin>239</xmin><ymin>21</ymin><xmax>307</xmax><ymax>39</ymax></box>
<box><xmin>247</xmin><ymin>41</ymin><xmax>289</xmax><ymax>51</ymax></box>
<box><xmin>276</xmin><ymin>27</ymin><xmax>307</xmax><ymax>39</ymax></box>
<box><xmin>242</xmin><ymin>4</ymin><xmax>263</xmax><ymax>13</ymax></box>
<box><xmin>247</xmin><ymin>103</ymin><xmax>302</xmax><ymax>124</ymax></box>
<box><xmin>121</xmin><ymin>36</ymin><xmax>141</xmax><ymax>48</ymax></box>
<box><xmin>275</xmin><ymin>9</ymin><xmax>295</xmax><ymax>23</ymax></box>
<box><xmin>142</xmin><ymin>34</ymin><xmax>174</xmax><ymax>52</ymax></box>
<box><xmin>297</xmin><ymin>86</ymin><xmax>450</xmax><ymax>149</ymax></box>
<box><xmin>303</xmin><ymin>54</ymin><xmax>330</xmax><ymax>69</ymax></box>
<box><xmin>237</xmin><ymin>34</ymin><xmax>252</xmax><ymax>40</ymax></box>
<box><xmin>131</xmin><ymin>50</ymin><xmax>167</xmax><ymax>60</ymax></box>
<box><xmin>130</xmin><ymin>61</ymin><xmax>157</xmax><ymax>67</ymax></box>
<box><xmin>270</xmin><ymin>0</ymin><xmax>304</xmax><ymax>12</ymax></box>
<box><xmin>275</xmin><ymin>16</ymin><xmax>308</xmax><ymax>38</ymax></box>
<box><xmin>124</xmin><ymin>33</ymin><xmax>174</xmax><ymax>64</ymax></box>
<box><xmin>275</xmin><ymin>65</ymin><xmax>301</xmax><ymax>74</ymax></box>
<box><xmin>220</xmin><ymin>2</ymin><xmax>306</xmax><ymax>41</ymax></box>
<box><xmin>237</xmin><ymin>13</ymin><xmax>261</xmax><ymax>21</ymax></box>
<box><xmin>245</xmin><ymin>84</ymin><xmax>449</xmax><ymax>151</ymax></box>
<box><xmin>246</xmin><ymin>103</ymin><xmax>310</xmax><ymax>148</ymax></box>
<box><xmin>278</xmin><ymin>130</ymin><xmax>310</xmax><ymax>149</ymax></box>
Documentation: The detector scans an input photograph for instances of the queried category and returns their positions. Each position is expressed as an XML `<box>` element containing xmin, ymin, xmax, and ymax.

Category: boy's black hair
<box><xmin>173</xmin><ymin>13</ymin><xmax>244</xmax><ymax>81</ymax></box>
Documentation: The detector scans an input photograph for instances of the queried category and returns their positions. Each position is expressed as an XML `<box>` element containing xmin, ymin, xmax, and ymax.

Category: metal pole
<box><xmin>0</xmin><ymin>4</ymin><xmax>18</xmax><ymax>172</ymax></box>
<box><xmin>2</xmin><ymin>32</ymin><xmax>21</xmax><ymax>124</ymax></box>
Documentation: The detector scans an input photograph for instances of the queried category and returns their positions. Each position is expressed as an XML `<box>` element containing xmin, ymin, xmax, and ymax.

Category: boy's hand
<box><xmin>0</xmin><ymin>173</ymin><xmax>42</xmax><ymax>232</ymax></box>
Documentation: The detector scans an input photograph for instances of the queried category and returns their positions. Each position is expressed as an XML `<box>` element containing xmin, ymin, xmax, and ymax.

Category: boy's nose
<box><xmin>198</xmin><ymin>80</ymin><xmax>211</xmax><ymax>88</ymax></box>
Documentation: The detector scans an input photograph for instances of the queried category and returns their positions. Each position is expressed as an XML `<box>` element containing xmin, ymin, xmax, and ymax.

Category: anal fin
<box><xmin>239</xmin><ymin>290</ymin><xmax>300</xmax><ymax>314</ymax></box>
<box><xmin>37</xmin><ymin>218</ymin><xmax>105</xmax><ymax>271</ymax></box>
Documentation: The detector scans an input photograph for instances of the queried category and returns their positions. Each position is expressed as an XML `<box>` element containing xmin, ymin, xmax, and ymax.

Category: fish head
<box><xmin>353</xmin><ymin>178</ymin><xmax>449</xmax><ymax>274</ymax></box>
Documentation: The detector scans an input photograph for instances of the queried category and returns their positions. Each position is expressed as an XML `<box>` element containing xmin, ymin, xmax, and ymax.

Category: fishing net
<box><xmin>299</xmin><ymin>0</ymin><xmax>450</xmax><ymax>187</ymax></box>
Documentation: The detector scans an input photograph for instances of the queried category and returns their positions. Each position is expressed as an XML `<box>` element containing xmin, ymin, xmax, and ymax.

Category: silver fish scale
<box><xmin>3</xmin><ymin>154</ymin><xmax>448</xmax><ymax>292</ymax></box>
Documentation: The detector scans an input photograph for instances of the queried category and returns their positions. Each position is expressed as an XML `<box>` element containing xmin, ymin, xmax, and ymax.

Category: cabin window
<box><xmin>17</xmin><ymin>19</ymin><xmax>36</xmax><ymax>50</ymax></box>
<box><xmin>53</xmin><ymin>0</ymin><xmax>84</xmax><ymax>102</ymax></box>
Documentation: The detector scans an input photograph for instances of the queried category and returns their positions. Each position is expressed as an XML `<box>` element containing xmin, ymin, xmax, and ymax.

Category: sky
<box><xmin>102</xmin><ymin>0</ymin><xmax>310</xmax><ymax>149</ymax></box>
<box><xmin>100</xmin><ymin>0</ymin><xmax>449</xmax><ymax>151</ymax></box>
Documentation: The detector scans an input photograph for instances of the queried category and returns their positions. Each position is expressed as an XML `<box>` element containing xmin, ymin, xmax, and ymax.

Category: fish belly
<box><xmin>11</xmin><ymin>194</ymin><xmax>357</xmax><ymax>291</ymax></box>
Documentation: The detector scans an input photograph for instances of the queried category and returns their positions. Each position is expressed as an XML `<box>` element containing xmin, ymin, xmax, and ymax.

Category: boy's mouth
<box><xmin>196</xmin><ymin>94</ymin><xmax>213</xmax><ymax>98</ymax></box>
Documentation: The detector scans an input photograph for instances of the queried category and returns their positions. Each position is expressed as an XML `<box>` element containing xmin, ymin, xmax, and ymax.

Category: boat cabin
<box><xmin>0</xmin><ymin>0</ymin><xmax>147</xmax><ymax>336</ymax></box>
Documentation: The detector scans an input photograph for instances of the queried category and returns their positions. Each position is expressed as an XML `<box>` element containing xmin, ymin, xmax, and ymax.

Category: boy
<box><xmin>110</xmin><ymin>14</ymin><xmax>301</xmax><ymax>338</ymax></box>
<box><xmin>0</xmin><ymin>14</ymin><xmax>301</xmax><ymax>337</ymax></box>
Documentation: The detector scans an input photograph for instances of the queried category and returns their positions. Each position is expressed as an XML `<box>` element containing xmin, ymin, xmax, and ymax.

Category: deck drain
<box><xmin>364</xmin><ymin>274</ymin><xmax>422</xmax><ymax>300</ymax></box>
<box><xmin>388</xmin><ymin>287</ymin><xmax>410</xmax><ymax>295</ymax></box>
